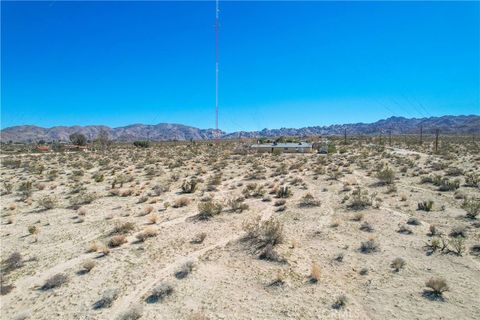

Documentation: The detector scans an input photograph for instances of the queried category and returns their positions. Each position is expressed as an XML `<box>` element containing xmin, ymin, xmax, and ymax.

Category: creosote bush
<box><xmin>418</xmin><ymin>201</ymin><xmax>433</xmax><ymax>212</ymax></box>
<box><xmin>298</xmin><ymin>193</ymin><xmax>321</xmax><ymax>207</ymax></box>
<box><xmin>375</xmin><ymin>166</ymin><xmax>395</xmax><ymax>185</ymax></box>
<box><xmin>242</xmin><ymin>215</ymin><xmax>284</xmax><ymax>249</ymax></box>
<box><xmin>196</xmin><ymin>200</ymin><xmax>223</xmax><ymax>220</ymax></box>
<box><xmin>360</xmin><ymin>238</ymin><xmax>379</xmax><ymax>254</ymax></box>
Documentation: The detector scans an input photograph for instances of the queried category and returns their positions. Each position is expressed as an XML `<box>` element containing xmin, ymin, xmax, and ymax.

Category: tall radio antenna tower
<box><xmin>215</xmin><ymin>0</ymin><xmax>219</xmax><ymax>135</ymax></box>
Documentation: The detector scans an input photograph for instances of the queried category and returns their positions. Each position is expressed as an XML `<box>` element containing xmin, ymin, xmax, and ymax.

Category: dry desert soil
<box><xmin>1</xmin><ymin>137</ymin><xmax>479</xmax><ymax>320</ymax></box>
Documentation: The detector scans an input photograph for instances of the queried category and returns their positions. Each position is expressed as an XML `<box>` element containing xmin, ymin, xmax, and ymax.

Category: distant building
<box><xmin>251</xmin><ymin>142</ymin><xmax>313</xmax><ymax>153</ymax></box>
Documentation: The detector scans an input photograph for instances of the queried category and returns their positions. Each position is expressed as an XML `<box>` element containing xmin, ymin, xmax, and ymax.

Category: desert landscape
<box><xmin>1</xmin><ymin>135</ymin><xmax>479</xmax><ymax>320</ymax></box>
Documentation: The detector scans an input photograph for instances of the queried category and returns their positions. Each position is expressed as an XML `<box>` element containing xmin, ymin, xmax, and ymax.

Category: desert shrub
<box><xmin>258</xmin><ymin>243</ymin><xmax>284</xmax><ymax>262</ymax></box>
<box><xmin>470</xmin><ymin>244</ymin><xmax>480</xmax><ymax>256</ymax></box>
<box><xmin>298</xmin><ymin>193</ymin><xmax>321</xmax><ymax>207</ymax></box>
<box><xmin>37</xmin><ymin>195</ymin><xmax>58</xmax><ymax>210</ymax></box>
<box><xmin>2</xmin><ymin>182</ymin><xmax>13</xmax><ymax>195</ymax></box>
<box><xmin>332</xmin><ymin>294</ymin><xmax>348</xmax><ymax>309</ymax></box>
<box><xmin>276</xmin><ymin>186</ymin><xmax>292</xmax><ymax>198</ymax></box>
<box><xmin>449</xmin><ymin>237</ymin><xmax>465</xmax><ymax>256</ymax></box>
<box><xmin>376</xmin><ymin>166</ymin><xmax>395</xmax><ymax>185</ymax></box>
<box><xmin>41</xmin><ymin>273</ymin><xmax>68</xmax><ymax>290</ymax></box>
<box><xmin>196</xmin><ymin>200</ymin><xmax>223</xmax><ymax>220</ymax></box>
<box><xmin>445</xmin><ymin>167</ymin><xmax>463</xmax><ymax>176</ymax></box>
<box><xmin>144</xmin><ymin>213</ymin><xmax>158</xmax><ymax>225</ymax></box>
<box><xmin>347</xmin><ymin>188</ymin><xmax>372</xmax><ymax>210</ymax></box>
<box><xmin>464</xmin><ymin>173</ymin><xmax>480</xmax><ymax>188</ymax></box>
<box><xmin>462</xmin><ymin>198</ymin><xmax>480</xmax><ymax>219</ymax></box>
<box><xmin>351</xmin><ymin>212</ymin><xmax>363</xmax><ymax>221</ymax></box>
<box><xmin>359</xmin><ymin>221</ymin><xmax>373</xmax><ymax>232</ymax></box>
<box><xmin>418</xmin><ymin>200</ymin><xmax>433</xmax><ymax>212</ymax></box>
<box><xmin>242</xmin><ymin>183</ymin><xmax>265</xmax><ymax>198</ymax></box>
<box><xmin>116</xmin><ymin>304</ymin><xmax>143</xmax><ymax>320</ymax></box>
<box><xmin>449</xmin><ymin>225</ymin><xmax>467</xmax><ymax>238</ymax></box>
<box><xmin>428</xmin><ymin>224</ymin><xmax>439</xmax><ymax>236</ymax></box>
<box><xmin>181</xmin><ymin>179</ymin><xmax>197</xmax><ymax>193</ymax></box>
<box><xmin>227</xmin><ymin>197</ymin><xmax>249</xmax><ymax>213</ymax></box>
<box><xmin>398</xmin><ymin>224</ymin><xmax>413</xmax><ymax>235</ymax></box>
<box><xmin>111</xmin><ymin>222</ymin><xmax>135</xmax><ymax>235</ymax></box>
<box><xmin>93</xmin><ymin>172</ymin><xmax>104</xmax><ymax>182</ymax></box>
<box><xmin>93</xmin><ymin>288</ymin><xmax>119</xmax><ymax>309</ymax></box>
<box><xmin>175</xmin><ymin>261</ymin><xmax>194</xmax><ymax>279</ymax></box>
<box><xmin>133</xmin><ymin>140</ymin><xmax>149</xmax><ymax>148</ymax></box>
<box><xmin>70</xmin><ymin>192</ymin><xmax>96</xmax><ymax>206</ymax></box>
<box><xmin>190</xmin><ymin>232</ymin><xmax>207</xmax><ymax>244</ymax></box>
<box><xmin>390</xmin><ymin>257</ymin><xmax>406</xmax><ymax>272</ymax></box>
<box><xmin>81</xmin><ymin>259</ymin><xmax>96</xmax><ymax>273</ymax></box>
<box><xmin>309</xmin><ymin>261</ymin><xmax>321</xmax><ymax>283</ymax></box>
<box><xmin>438</xmin><ymin>178</ymin><xmax>460</xmax><ymax>191</ymax></box>
<box><xmin>425</xmin><ymin>277</ymin><xmax>448</xmax><ymax>296</ymax></box>
<box><xmin>407</xmin><ymin>217</ymin><xmax>421</xmax><ymax>225</ymax></box>
<box><xmin>360</xmin><ymin>238</ymin><xmax>379</xmax><ymax>254</ymax></box>
<box><xmin>146</xmin><ymin>283</ymin><xmax>173</xmax><ymax>303</ymax></box>
<box><xmin>108</xmin><ymin>235</ymin><xmax>127</xmax><ymax>248</ymax></box>
<box><xmin>0</xmin><ymin>275</ymin><xmax>14</xmax><ymax>295</ymax></box>
<box><xmin>242</xmin><ymin>215</ymin><xmax>284</xmax><ymax>248</ymax></box>
<box><xmin>173</xmin><ymin>197</ymin><xmax>190</xmax><ymax>208</ymax></box>
<box><xmin>18</xmin><ymin>181</ymin><xmax>33</xmax><ymax>199</ymax></box>
<box><xmin>2</xmin><ymin>251</ymin><xmax>23</xmax><ymax>273</ymax></box>
<box><xmin>135</xmin><ymin>227</ymin><xmax>158</xmax><ymax>242</ymax></box>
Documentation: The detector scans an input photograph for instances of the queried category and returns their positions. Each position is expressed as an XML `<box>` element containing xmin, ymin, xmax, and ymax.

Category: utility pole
<box><xmin>435</xmin><ymin>129</ymin><xmax>439</xmax><ymax>153</ymax></box>
<box><xmin>215</xmin><ymin>0</ymin><xmax>219</xmax><ymax>138</ymax></box>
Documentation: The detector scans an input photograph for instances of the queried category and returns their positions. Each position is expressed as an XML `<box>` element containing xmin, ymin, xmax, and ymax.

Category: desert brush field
<box><xmin>1</xmin><ymin>136</ymin><xmax>479</xmax><ymax>320</ymax></box>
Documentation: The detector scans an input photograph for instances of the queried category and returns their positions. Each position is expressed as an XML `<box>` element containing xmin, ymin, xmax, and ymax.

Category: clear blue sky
<box><xmin>2</xmin><ymin>1</ymin><xmax>479</xmax><ymax>132</ymax></box>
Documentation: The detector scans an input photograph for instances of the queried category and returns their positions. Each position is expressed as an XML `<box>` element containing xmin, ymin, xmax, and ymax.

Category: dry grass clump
<box><xmin>146</xmin><ymin>283</ymin><xmax>173</xmax><ymax>303</ymax></box>
<box><xmin>359</xmin><ymin>221</ymin><xmax>374</xmax><ymax>232</ymax></box>
<box><xmin>40</xmin><ymin>273</ymin><xmax>68</xmax><ymax>290</ymax></box>
<box><xmin>360</xmin><ymin>238</ymin><xmax>379</xmax><ymax>254</ymax></box>
<box><xmin>390</xmin><ymin>257</ymin><xmax>406</xmax><ymax>272</ymax></box>
<box><xmin>449</xmin><ymin>225</ymin><xmax>467</xmax><ymax>238</ymax></box>
<box><xmin>110</xmin><ymin>222</ymin><xmax>135</xmax><ymax>235</ymax></box>
<box><xmin>309</xmin><ymin>261</ymin><xmax>321</xmax><ymax>283</ymax></box>
<box><xmin>2</xmin><ymin>251</ymin><xmax>24</xmax><ymax>273</ymax></box>
<box><xmin>190</xmin><ymin>232</ymin><xmax>207</xmax><ymax>244</ymax></box>
<box><xmin>173</xmin><ymin>197</ymin><xmax>191</xmax><ymax>208</ymax></box>
<box><xmin>143</xmin><ymin>205</ymin><xmax>154</xmax><ymax>215</ymax></box>
<box><xmin>93</xmin><ymin>288</ymin><xmax>119</xmax><ymax>309</ymax></box>
<box><xmin>80</xmin><ymin>259</ymin><xmax>96</xmax><ymax>273</ymax></box>
<box><xmin>332</xmin><ymin>294</ymin><xmax>348</xmax><ymax>309</ymax></box>
<box><xmin>298</xmin><ymin>193</ymin><xmax>321</xmax><ymax>207</ymax></box>
<box><xmin>135</xmin><ymin>227</ymin><xmax>158</xmax><ymax>242</ymax></box>
<box><xmin>147</xmin><ymin>214</ymin><xmax>159</xmax><ymax>224</ymax></box>
<box><xmin>398</xmin><ymin>224</ymin><xmax>413</xmax><ymax>235</ymax></box>
<box><xmin>108</xmin><ymin>235</ymin><xmax>127</xmax><ymax>248</ymax></box>
<box><xmin>424</xmin><ymin>277</ymin><xmax>448</xmax><ymax>300</ymax></box>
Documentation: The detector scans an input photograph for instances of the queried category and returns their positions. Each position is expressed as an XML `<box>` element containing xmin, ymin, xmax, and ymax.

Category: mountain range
<box><xmin>1</xmin><ymin>115</ymin><xmax>478</xmax><ymax>143</ymax></box>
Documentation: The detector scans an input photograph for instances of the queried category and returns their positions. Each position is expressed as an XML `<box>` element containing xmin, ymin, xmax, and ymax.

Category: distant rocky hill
<box><xmin>0</xmin><ymin>123</ymin><xmax>224</xmax><ymax>143</ymax></box>
<box><xmin>1</xmin><ymin>115</ymin><xmax>478</xmax><ymax>143</ymax></box>
<box><xmin>224</xmin><ymin>115</ymin><xmax>480</xmax><ymax>139</ymax></box>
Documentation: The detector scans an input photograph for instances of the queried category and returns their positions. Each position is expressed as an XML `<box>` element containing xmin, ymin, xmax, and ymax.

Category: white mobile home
<box><xmin>251</xmin><ymin>142</ymin><xmax>313</xmax><ymax>153</ymax></box>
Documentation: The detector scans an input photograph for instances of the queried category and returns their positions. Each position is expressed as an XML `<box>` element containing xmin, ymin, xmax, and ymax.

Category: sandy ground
<box><xmin>1</xmin><ymin>139</ymin><xmax>479</xmax><ymax>320</ymax></box>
